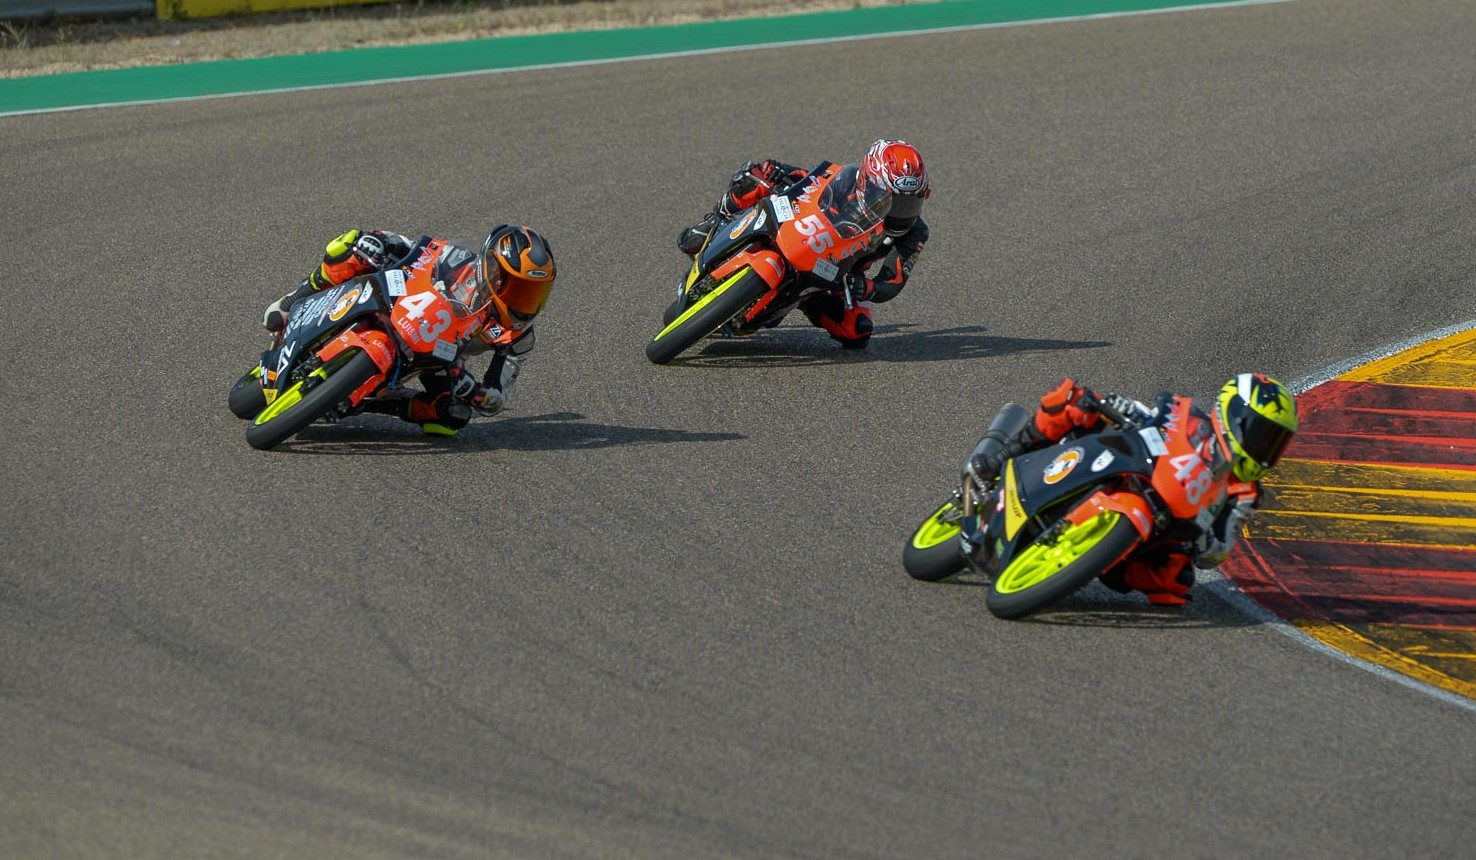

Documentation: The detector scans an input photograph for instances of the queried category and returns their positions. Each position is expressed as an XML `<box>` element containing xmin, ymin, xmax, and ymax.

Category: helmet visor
<box><xmin>888</xmin><ymin>192</ymin><xmax>925</xmax><ymax>223</ymax></box>
<box><xmin>499</xmin><ymin>275</ymin><xmax>552</xmax><ymax>323</ymax></box>
<box><xmin>1226</xmin><ymin>397</ymin><xmax>1295</xmax><ymax>468</ymax></box>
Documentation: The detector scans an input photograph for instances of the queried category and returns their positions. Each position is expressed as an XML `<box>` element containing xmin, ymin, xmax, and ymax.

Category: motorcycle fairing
<box><xmin>989</xmin><ymin>431</ymin><xmax>1155</xmax><ymax>565</ymax></box>
<box><xmin>260</xmin><ymin>275</ymin><xmax>391</xmax><ymax>396</ymax></box>
<box><xmin>697</xmin><ymin>203</ymin><xmax>780</xmax><ymax>273</ymax></box>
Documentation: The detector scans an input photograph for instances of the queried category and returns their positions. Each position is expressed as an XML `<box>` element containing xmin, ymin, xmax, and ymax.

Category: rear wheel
<box><xmin>228</xmin><ymin>368</ymin><xmax>267</xmax><ymax>419</ymax></box>
<box><xmin>985</xmin><ymin>510</ymin><xmax>1141</xmax><ymax>620</ymax></box>
<box><xmin>903</xmin><ymin>498</ymin><xmax>968</xmax><ymax>581</ymax></box>
<box><xmin>245</xmin><ymin>350</ymin><xmax>381</xmax><ymax>451</ymax></box>
<box><xmin>645</xmin><ymin>267</ymin><xmax>770</xmax><ymax>364</ymax></box>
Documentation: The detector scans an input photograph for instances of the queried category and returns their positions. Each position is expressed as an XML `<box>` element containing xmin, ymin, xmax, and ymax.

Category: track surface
<box><xmin>4</xmin><ymin>1</ymin><xmax>1475</xmax><ymax>856</ymax></box>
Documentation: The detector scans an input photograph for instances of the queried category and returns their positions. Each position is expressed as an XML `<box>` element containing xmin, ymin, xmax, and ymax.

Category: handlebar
<box><xmin>1078</xmin><ymin>389</ymin><xmax>1131</xmax><ymax>428</ymax></box>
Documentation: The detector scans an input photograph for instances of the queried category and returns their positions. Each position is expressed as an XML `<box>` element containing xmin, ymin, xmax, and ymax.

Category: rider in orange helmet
<box><xmin>677</xmin><ymin>139</ymin><xmax>931</xmax><ymax>349</ymax></box>
<box><xmin>261</xmin><ymin>225</ymin><xmax>555</xmax><ymax>436</ymax></box>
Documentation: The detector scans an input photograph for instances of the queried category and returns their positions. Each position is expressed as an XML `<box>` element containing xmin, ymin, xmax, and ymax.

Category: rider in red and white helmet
<box><xmin>676</xmin><ymin>138</ymin><xmax>931</xmax><ymax>349</ymax></box>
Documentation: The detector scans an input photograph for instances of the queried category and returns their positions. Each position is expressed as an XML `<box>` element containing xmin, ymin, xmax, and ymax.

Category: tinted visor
<box><xmin>499</xmin><ymin>275</ymin><xmax>552</xmax><ymax>323</ymax></box>
<box><xmin>1226</xmin><ymin>398</ymin><xmax>1295</xmax><ymax>467</ymax></box>
<box><xmin>888</xmin><ymin>192</ymin><xmax>925</xmax><ymax>222</ymax></box>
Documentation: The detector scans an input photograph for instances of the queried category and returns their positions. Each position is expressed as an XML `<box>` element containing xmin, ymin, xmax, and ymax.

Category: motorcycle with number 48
<box><xmin>904</xmin><ymin>394</ymin><xmax>1244</xmax><ymax>619</ymax></box>
<box><xmin>646</xmin><ymin>161</ymin><xmax>891</xmax><ymax>364</ymax></box>
<box><xmin>228</xmin><ymin>237</ymin><xmax>511</xmax><ymax>450</ymax></box>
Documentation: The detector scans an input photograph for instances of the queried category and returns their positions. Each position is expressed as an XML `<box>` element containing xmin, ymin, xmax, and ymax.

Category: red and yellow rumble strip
<box><xmin>1222</xmin><ymin>329</ymin><xmax>1476</xmax><ymax>701</ymax></box>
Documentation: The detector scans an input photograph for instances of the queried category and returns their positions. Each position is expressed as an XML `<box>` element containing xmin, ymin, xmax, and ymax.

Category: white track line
<box><xmin>1</xmin><ymin>0</ymin><xmax>1306</xmax><ymax>118</ymax></box>
<box><xmin>1200</xmin><ymin>318</ymin><xmax>1476</xmax><ymax>714</ymax></box>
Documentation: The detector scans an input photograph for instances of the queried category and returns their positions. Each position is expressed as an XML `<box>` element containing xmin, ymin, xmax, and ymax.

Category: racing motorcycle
<box><xmin>228</xmin><ymin>237</ymin><xmax>506</xmax><ymax>450</ymax></box>
<box><xmin>646</xmin><ymin>161</ymin><xmax>891</xmax><ymax>364</ymax></box>
<box><xmin>903</xmin><ymin>394</ymin><xmax>1239</xmax><ymax>619</ymax></box>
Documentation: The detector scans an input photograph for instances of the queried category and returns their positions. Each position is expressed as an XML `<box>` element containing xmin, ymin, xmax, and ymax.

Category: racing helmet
<box><xmin>1214</xmin><ymin>373</ymin><xmax>1298</xmax><ymax>482</ymax></box>
<box><xmin>480</xmin><ymin>225</ymin><xmax>556</xmax><ymax>329</ymax></box>
<box><xmin>861</xmin><ymin>139</ymin><xmax>930</xmax><ymax>236</ymax></box>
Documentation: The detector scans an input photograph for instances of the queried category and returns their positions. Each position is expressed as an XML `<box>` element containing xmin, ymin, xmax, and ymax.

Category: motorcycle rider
<box><xmin>262</xmin><ymin>225</ymin><xmax>556</xmax><ymax>436</ymax></box>
<box><xmin>676</xmin><ymin>138</ymin><xmax>931</xmax><ymax>349</ymax></box>
<box><xmin>962</xmin><ymin>374</ymin><xmax>1299</xmax><ymax>605</ymax></box>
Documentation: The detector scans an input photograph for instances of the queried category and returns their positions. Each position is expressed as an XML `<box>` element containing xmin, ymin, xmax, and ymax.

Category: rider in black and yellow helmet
<box><xmin>1213</xmin><ymin>373</ymin><xmax>1299</xmax><ymax>483</ymax></box>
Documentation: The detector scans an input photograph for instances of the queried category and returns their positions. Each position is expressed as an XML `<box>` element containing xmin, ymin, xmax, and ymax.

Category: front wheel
<box><xmin>985</xmin><ymin>509</ymin><xmax>1141</xmax><ymax>620</ymax></box>
<box><xmin>245</xmin><ymin>350</ymin><xmax>381</xmax><ymax>451</ymax></box>
<box><xmin>228</xmin><ymin>367</ymin><xmax>267</xmax><ymax>419</ymax></box>
<box><xmin>645</xmin><ymin>267</ymin><xmax>770</xmax><ymax>364</ymax></box>
<box><xmin>903</xmin><ymin>498</ymin><xmax>968</xmax><ymax>581</ymax></box>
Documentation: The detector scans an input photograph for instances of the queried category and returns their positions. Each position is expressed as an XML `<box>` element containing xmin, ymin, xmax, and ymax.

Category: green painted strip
<box><xmin>0</xmin><ymin>0</ymin><xmax>1286</xmax><ymax>115</ymax></box>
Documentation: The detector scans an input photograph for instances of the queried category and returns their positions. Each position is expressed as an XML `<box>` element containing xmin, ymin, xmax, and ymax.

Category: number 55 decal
<box><xmin>794</xmin><ymin>214</ymin><xmax>835</xmax><ymax>254</ymax></box>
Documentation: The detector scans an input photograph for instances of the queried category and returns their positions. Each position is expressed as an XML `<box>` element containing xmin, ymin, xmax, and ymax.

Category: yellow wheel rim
<box><xmin>911</xmin><ymin>502</ymin><xmax>963</xmax><ymax>550</ymax></box>
<box><xmin>652</xmin><ymin>268</ymin><xmax>752</xmax><ymax>342</ymax></box>
<box><xmin>251</xmin><ymin>366</ymin><xmax>328</xmax><ymax>426</ymax></box>
<box><xmin>993</xmin><ymin>511</ymin><xmax>1121</xmax><ymax>595</ymax></box>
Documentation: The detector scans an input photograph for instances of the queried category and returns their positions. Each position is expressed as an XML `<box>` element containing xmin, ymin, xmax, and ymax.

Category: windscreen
<box><xmin>817</xmin><ymin>164</ymin><xmax>892</xmax><ymax>239</ymax></box>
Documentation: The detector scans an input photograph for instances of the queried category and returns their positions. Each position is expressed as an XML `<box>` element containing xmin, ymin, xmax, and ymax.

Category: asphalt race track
<box><xmin>3</xmin><ymin>1</ymin><xmax>1475</xmax><ymax>856</ymax></box>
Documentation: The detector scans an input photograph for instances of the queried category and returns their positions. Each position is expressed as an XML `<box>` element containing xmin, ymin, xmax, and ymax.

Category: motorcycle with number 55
<box><xmin>904</xmin><ymin>394</ymin><xmax>1246</xmax><ymax>619</ymax></box>
<box><xmin>646</xmin><ymin>161</ymin><xmax>892</xmax><ymax>364</ymax></box>
<box><xmin>228</xmin><ymin>236</ymin><xmax>512</xmax><ymax>450</ymax></box>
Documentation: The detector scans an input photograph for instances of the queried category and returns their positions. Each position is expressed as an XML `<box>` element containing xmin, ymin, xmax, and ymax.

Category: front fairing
<box><xmin>260</xmin><ymin>275</ymin><xmax>391</xmax><ymax>394</ymax></box>
<box><xmin>986</xmin><ymin>430</ymin><xmax>1155</xmax><ymax>566</ymax></box>
<box><xmin>697</xmin><ymin>202</ymin><xmax>781</xmax><ymax>273</ymax></box>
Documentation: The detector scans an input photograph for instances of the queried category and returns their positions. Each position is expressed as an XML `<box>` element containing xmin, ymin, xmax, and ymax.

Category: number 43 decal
<box><xmin>794</xmin><ymin>214</ymin><xmax>835</xmax><ymax>254</ymax></box>
<box><xmin>400</xmin><ymin>291</ymin><xmax>452</xmax><ymax>342</ymax></box>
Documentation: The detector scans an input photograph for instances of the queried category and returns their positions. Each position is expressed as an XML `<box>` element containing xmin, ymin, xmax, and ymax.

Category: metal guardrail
<box><xmin>0</xmin><ymin>0</ymin><xmax>153</xmax><ymax>19</ymax></box>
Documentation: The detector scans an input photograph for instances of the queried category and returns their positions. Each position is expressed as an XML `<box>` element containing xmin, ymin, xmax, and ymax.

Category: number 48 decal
<box><xmin>1170</xmin><ymin>453</ymin><xmax>1214</xmax><ymax>506</ymax></box>
<box><xmin>794</xmin><ymin>214</ymin><xmax>834</xmax><ymax>254</ymax></box>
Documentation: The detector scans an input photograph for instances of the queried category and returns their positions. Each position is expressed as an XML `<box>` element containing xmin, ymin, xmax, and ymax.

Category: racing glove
<box><xmin>1194</xmin><ymin>495</ymin><xmax>1257</xmax><ymax>568</ymax></box>
<box><xmin>1034</xmin><ymin>377</ymin><xmax>1103</xmax><ymax>440</ymax></box>
<box><xmin>844</xmin><ymin>271</ymin><xmax>875</xmax><ymax>304</ymax></box>
<box><xmin>473</xmin><ymin>353</ymin><xmax>523</xmax><ymax>416</ymax></box>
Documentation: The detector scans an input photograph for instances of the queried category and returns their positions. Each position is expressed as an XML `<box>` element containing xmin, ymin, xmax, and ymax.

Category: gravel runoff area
<box><xmin>0</xmin><ymin>0</ymin><xmax>925</xmax><ymax>78</ymax></box>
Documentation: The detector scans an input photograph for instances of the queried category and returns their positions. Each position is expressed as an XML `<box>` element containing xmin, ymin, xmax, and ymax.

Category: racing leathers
<box><xmin>965</xmin><ymin>378</ymin><xmax>1260</xmax><ymax>606</ymax></box>
<box><xmin>263</xmin><ymin>229</ymin><xmax>530</xmax><ymax>436</ymax></box>
<box><xmin>677</xmin><ymin>159</ymin><xmax>929</xmax><ymax>348</ymax></box>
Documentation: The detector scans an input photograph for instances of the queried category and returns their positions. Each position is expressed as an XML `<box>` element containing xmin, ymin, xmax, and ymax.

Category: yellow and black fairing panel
<box><xmin>990</xmin><ymin>431</ymin><xmax>1154</xmax><ymax>567</ymax></box>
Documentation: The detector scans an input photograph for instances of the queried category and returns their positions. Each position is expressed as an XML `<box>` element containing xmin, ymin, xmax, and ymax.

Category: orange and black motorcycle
<box><xmin>228</xmin><ymin>237</ymin><xmax>513</xmax><ymax>450</ymax></box>
<box><xmin>646</xmin><ymin>161</ymin><xmax>892</xmax><ymax>364</ymax></box>
<box><xmin>904</xmin><ymin>395</ymin><xmax>1251</xmax><ymax>619</ymax></box>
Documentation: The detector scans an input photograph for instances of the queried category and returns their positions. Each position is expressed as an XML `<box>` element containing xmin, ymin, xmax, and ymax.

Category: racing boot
<box><xmin>677</xmin><ymin>212</ymin><xmax>722</xmax><ymax>257</ymax></box>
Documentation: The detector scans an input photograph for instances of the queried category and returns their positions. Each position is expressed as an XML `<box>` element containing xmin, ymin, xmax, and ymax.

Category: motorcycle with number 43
<box><xmin>228</xmin><ymin>237</ymin><xmax>511</xmax><ymax>450</ymax></box>
<box><xmin>646</xmin><ymin>161</ymin><xmax>892</xmax><ymax>364</ymax></box>
<box><xmin>903</xmin><ymin>394</ymin><xmax>1245</xmax><ymax>619</ymax></box>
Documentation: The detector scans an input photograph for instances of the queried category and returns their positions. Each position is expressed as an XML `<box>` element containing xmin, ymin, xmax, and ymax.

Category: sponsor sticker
<box><xmin>432</xmin><ymin>339</ymin><xmax>458</xmax><ymax>361</ymax></box>
<box><xmin>1043</xmin><ymin>447</ymin><xmax>1084</xmax><ymax>484</ymax></box>
<box><xmin>328</xmin><ymin>288</ymin><xmax>360</xmax><ymax>321</ymax></box>
<box><xmin>728</xmin><ymin>211</ymin><xmax>757</xmax><ymax>239</ymax></box>
<box><xmin>1091</xmin><ymin>450</ymin><xmax>1115</xmax><ymax>472</ymax></box>
<box><xmin>771</xmin><ymin>196</ymin><xmax>795</xmax><ymax>223</ymax></box>
<box><xmin>385</xmin><ymin>269</ymin><xmax>407</xmax><ymax>297</ymax></box>
<box><xmin>1139</xmin><ymin>427</ymin><xmax>1169</xmax><ymax>457</ymax></box>
<box><xmin>812</xmin><ymin>258</ymin><xmax>839</xmax><ymax>281</ymax></box>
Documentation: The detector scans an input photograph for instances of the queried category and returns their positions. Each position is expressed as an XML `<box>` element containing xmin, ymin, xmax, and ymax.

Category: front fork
<box><xmin>957</xmin><ymin>474</ymin><xmax>999</xmax><ymax>573</ymax></box>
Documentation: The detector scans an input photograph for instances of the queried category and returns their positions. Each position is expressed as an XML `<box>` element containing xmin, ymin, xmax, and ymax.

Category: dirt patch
<box><xmin>1</xmin><ymin>0</ymin><xmax>925</xmax><ymax>78</ymax></box>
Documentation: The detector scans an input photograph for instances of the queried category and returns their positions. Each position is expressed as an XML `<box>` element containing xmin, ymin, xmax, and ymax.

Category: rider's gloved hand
<box><xmin>1035</xmin><ymin>377</ymin><xmax>1103</xmax><ymax>438</ymax></box>
<box><xmin>351</xmin><ymin>231</ymin><xmax>388</xmax><ymax>268</ymax></box>
<box><xmin>844</xmin><ymin>271</ymin><xmax>875</xmax><ymax>304</ymax></box>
